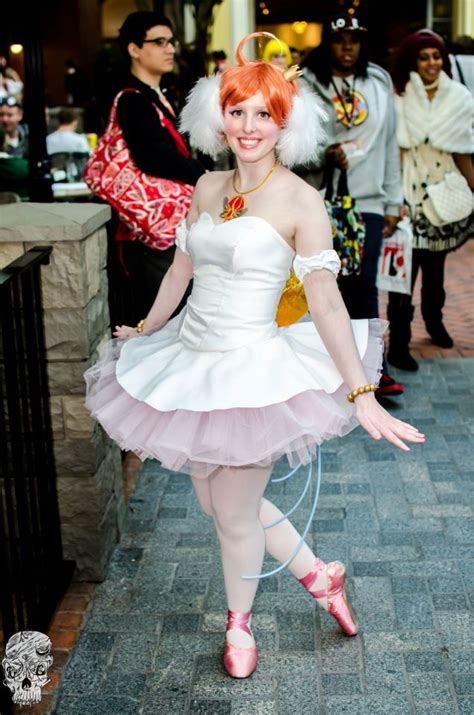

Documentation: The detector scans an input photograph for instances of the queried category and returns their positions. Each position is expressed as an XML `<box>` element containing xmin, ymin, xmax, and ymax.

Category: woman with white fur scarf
<box><xmin>386</xmin><ymin>31</ymin><xmax>474</xmax><ymax>373</ymax></box>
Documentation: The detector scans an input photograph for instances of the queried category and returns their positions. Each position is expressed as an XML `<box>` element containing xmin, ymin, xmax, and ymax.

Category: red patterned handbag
<box><xmin>84</xmin><ymin>89</ymin><xmax>194</xmax><ymax>251</ymax></box>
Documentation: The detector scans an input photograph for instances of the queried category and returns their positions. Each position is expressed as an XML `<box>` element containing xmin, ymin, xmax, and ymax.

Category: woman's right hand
<box><xmin>326</xmin><ymin>144</ymin><xmax>349</xmax><ymax>170</ymax></box>
<box><xmin>355</xmin><ymin>393</ymin><xmax>425</xmax><ymax>451</ymax></box>
<box><xmin>113</xmin><ymin>325</ymin><xmax>138</xmax><ymax>340</ymax></box>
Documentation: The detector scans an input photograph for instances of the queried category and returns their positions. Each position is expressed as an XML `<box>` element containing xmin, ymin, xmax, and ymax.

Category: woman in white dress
<box><xmin>85</xmin><ymin>33</ymin><xmax>424</xmax><ymax>679</ymax></box>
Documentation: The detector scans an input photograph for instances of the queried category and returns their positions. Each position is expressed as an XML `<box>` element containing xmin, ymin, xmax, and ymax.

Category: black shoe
<box><xmin>387</xmin><ymin>350</ymin><xmax>419</xmax><ymax>372</ymax></box>
<box><xmin>426</xmin><ymin>323</ymin><xmax>453</xmax><ymax>348</ymax></box>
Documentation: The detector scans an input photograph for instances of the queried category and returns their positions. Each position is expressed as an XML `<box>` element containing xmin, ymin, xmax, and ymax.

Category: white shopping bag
<box><xmin>376</xmin><ymin>217</ymin><xmax>413</xmax><ymax>295</ymax></box>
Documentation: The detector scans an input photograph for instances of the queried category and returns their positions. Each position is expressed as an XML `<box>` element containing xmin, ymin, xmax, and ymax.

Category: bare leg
<box><xmin>259</xmin><ymin>497</ymin><xmax>328</xmax><ymax>609</ymax></box>
<box><xmin>208</xmin><ymin>464</ymin><xmax>272</xmax><ymax>647</ymax></box>
<box><xmin>190</xmin><ymin>474</ymin><xmax>214</xmax><ymax>516</ymax></box>
<box><xmin>190</xmin><ymin>471</ymin><xmax>328</xmax><ymax>610</ymax></box>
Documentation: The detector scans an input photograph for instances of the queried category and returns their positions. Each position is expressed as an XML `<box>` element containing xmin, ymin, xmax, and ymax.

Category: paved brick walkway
<box><xmin>19</xmin><ymin>241</ymin><xmax>473</xmax><ymax>715</ymax></box>
<box><xmin>52</xmin><ymin>358</ymin><xmax>474</xmax><ymax>715</ymax></box>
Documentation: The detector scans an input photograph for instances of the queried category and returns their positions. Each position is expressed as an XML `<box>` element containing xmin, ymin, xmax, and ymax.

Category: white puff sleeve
<box><xmin>175</xmin><ymin>221</ymin><xmax>189</xmax><ymax>255</ymax></box>
<box><xmin>293</xmin><ymin>250</ymin><xmax>341</xmax><ymax>281</ymax></box>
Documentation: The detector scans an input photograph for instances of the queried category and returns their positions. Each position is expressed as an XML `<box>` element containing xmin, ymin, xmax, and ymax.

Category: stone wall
<box><xmin>0</xmin><ymin>203</ymin><xmax>126</xmax><ymax>581</ymax></box>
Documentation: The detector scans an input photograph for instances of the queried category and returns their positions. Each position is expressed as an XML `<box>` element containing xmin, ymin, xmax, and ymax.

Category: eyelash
<box><xmin>229</xmin><ymin>110</ymin><xmax>270</xmax><ymax>119</ymax></box>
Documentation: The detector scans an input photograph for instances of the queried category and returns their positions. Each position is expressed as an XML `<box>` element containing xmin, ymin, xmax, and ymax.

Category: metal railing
<box><xmin>0</xmin><ymin>247</ymin><xmax>74</xmax><ymax>651</ymax></box>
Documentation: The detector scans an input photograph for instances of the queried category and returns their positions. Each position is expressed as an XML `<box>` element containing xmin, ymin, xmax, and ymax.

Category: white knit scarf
<box><xmin>395</xmin><ymin>70</ymin><xmax>473</xmax><ymax>154</ymax></box>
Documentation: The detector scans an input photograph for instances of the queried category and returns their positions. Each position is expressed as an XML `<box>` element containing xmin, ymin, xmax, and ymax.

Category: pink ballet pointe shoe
<box><xmin>223</xmin><ymin>609</ymin><xmax>258</xmax><ymax>678</ymax></box>
<box><xmin>298</xmin><ymin>558</ymin><xmax>358</xmax><ymax>636</ymax></box>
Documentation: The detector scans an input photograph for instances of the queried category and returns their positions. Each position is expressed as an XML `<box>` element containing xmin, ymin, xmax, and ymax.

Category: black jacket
<box><xmin>116</xmin><ymin>74</ymin><xmax>204</xmax><ymax>186</ymax></box>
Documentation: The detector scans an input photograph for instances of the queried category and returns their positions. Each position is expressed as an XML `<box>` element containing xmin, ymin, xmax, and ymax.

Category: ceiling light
<box><xmin>292</xmin><ymin>21</ymin><xmax>308</xmax><ymax>35</ymax></box>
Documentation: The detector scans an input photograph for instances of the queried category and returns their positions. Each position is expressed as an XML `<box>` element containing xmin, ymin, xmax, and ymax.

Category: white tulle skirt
<box><xmin>84</xmin><ymin>318</ymin><xmax>385</xmax><ymax>478</ymax></box>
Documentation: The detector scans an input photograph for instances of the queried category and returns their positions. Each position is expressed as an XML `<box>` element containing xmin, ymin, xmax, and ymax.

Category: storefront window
<box><xmin>427</xmin><ymin>0</ymin><xmax>453</xmax><ymax>39</ymax></box>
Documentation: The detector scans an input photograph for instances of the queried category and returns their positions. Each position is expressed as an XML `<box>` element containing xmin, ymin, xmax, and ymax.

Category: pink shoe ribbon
<box><xmin>298</xmin><ymin>557</ymin><xmax>326</xmax><ymax>596</ymax></box>
<box><xmin>226</xmin><ymin>609</ymin><xmax>253</xmax><ymax>637</ymax></box>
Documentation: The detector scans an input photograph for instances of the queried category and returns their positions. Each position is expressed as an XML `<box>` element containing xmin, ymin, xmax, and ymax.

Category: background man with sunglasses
<box><xmin>109</xmin><ymin>11</ymin><xmax>204</xmax><ymax>327</ymax></box>
<box><xmin>0</xmin><ymin>97</ymin><xmax>29</xmax><ymax>159</ymax></box>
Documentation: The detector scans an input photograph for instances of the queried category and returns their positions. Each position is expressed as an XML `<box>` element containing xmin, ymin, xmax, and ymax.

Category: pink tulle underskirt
<box><xmin>85</xmin><ymin>322</ymin><xmax>383</xmax><ymax>479</ymax></box>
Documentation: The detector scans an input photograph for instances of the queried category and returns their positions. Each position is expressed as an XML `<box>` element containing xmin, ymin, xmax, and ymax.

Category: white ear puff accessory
<box><xmin>276</xmin><ymin>82</ymin><xmax>327</xmax><ymax>168</ymax></box>
<box><xmin>179</xmin><ymin>74</ymin><xmax>227</xmax><ymax>158</ymax></box>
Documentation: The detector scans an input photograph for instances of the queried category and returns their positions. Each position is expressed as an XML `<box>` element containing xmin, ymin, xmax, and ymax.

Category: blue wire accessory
<box><xmin>241</xmin><ymin>445</ymin><xmax>322</xmax><ymax>580</ymax></box>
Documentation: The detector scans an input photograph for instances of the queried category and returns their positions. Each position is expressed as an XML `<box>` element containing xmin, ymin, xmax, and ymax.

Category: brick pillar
<box><xmin>0</xmin><ymin>202</ymin><xmax>126</xmax><ymax>580</ymax></box>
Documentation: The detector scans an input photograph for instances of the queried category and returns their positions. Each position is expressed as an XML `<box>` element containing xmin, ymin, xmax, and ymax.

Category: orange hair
<box><xmin>219</xmin><ymin>32</ymin><xmax>298</xmax><ymax>127</ymax></box>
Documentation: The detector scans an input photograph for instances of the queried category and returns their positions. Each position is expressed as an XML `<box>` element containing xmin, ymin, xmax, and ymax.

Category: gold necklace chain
<box><xmin>232</xmin><ymin>159</ymin><xmax>278</xmax><ymax>196</ymax></box>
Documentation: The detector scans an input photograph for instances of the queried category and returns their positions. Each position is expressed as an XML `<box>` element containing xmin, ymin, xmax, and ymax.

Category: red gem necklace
<box><xmin>220</xmin><ymin>159</ymin><xmax>278</xmax><ymax>221</ymax></box>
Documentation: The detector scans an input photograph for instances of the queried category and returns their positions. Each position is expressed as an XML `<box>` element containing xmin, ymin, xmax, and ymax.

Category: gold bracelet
<box><xmin>136</xmin><ymin>319</ymin><xmax>146</xmax><ymax>334</ymax></box>
<box><xmin>347</xmin><ymin>384</ymin><xmax>377</xmax><ymax>403</ymax></box>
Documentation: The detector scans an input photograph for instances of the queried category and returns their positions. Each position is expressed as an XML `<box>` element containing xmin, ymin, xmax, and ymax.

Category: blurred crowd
<box><xmin>0</xmin><ymin>54</ymin><xmax>96</xmax><ymax>200</ymax></box>
<box><xmin>0</xmin><ymin>11</ymin><xmax>472</xmax><ymax>385</ymax></box>
<box><xmin>95</xmin><ymin>11</ymin><xmax>472</xmax><ymax>401</ymax></box>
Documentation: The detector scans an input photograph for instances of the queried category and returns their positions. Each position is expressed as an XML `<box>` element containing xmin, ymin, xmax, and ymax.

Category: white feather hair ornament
<box><xmin>179</xmin><ymin>29</ymin><xmax>327</xmax><ymax>168</ymax></box>
<box><xmin>179</xmin><ymin>74</ymin><xmax>226</xmax><ymax>159</ymax></box>
<box><xmin>276</xmin><ymin>82</ymin><xmax>327</xmax><ymax>168</ymax></box>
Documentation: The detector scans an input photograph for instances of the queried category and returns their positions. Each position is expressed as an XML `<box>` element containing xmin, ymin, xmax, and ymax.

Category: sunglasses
<box><xmin>0</xmin><ymin>96</ymin><xmax>21</xmax><ymax>107</ymax></box>
<box><xmin>142</xmin><ymin>36</ymin><xmax>178</xmax><ymax>49</ymax></box>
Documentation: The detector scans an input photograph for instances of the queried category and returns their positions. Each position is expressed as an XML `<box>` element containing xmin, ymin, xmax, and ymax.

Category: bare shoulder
<box><xmin>282</xmin><ymin>171</ymin><xmax>332</xmax><ymax>252</ymax></box>
<box><xmin>292</xmin><ymin>172</ymin><xmax>324</xmax><ymax>208</ymax></box>
<box><xmin>277</xmin><ymin>171</ymin><xmax>325</xmax><ymax>221</ymax></box>
<box><xmin>196</xmin><ymin>170</ymin><xmax>231</xmax><ymax>194</ymax></box>
<box><xmin>189</xmin><ymin>171</ymin><xmax>230</xmax><ymax>223</ymax></box>
<box><xmin>274</xmin><ymin>167</ymin><xmax>321</xmax><ymax>202</ymax></box>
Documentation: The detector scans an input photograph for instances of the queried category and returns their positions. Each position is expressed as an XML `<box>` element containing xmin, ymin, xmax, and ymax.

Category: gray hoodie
<box><xmin>299</xmin><ymin>62</ymin><xmax>403</xmax><ymax>217</ymax></box>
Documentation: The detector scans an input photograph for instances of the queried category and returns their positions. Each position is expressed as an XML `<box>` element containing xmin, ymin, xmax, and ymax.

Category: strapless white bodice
<box><xmin>115</xmin><ymin>213</ymin><xmax>379</xmax><ymax>412</ymax></box>
<box><xmin>176</xmin><ymin>212</ymin><xmax>294</xmax><ymax>351</ymax></box>
<box><xmin>86</xmin><ymin>212</ymin><xmax>385</xmax><ymax>476</ymax></box>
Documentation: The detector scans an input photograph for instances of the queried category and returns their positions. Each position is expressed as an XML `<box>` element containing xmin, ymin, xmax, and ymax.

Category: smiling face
<box><xmin>330</xmin><ymin>30</ymin><xmax>361</xmax><ymax>74</ymax></box>
<box><xmin>416</xmin><ymin>46</ymin><xmax>443</xmax><ymax>84</ymax></box>
<box><xmin>223</xmin><ymin>91</ymin><xmax>280</xmax><ymax>163</ymax></box>
<box><xmin>128</xmin><ymin>24</ymin><xmax>176</xmax><ymax>78</ymax></box>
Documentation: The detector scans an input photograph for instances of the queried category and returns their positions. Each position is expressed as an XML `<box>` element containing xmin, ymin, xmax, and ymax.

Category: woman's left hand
<box><xmin>113</xmin><ymin>325</ymin><xmax>138</xmax><ymax>340</ymax></box>
<box><xmin>355</xmin><ymin>394</ymin><xmax>425</xmax><ymax>451</ymax></box>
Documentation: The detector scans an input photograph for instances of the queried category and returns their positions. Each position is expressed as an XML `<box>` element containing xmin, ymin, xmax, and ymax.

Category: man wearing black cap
<box><xmin>301</xmin><ymin>13</ymin><xmax>404</xmax><ymax>399</ymax></box>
